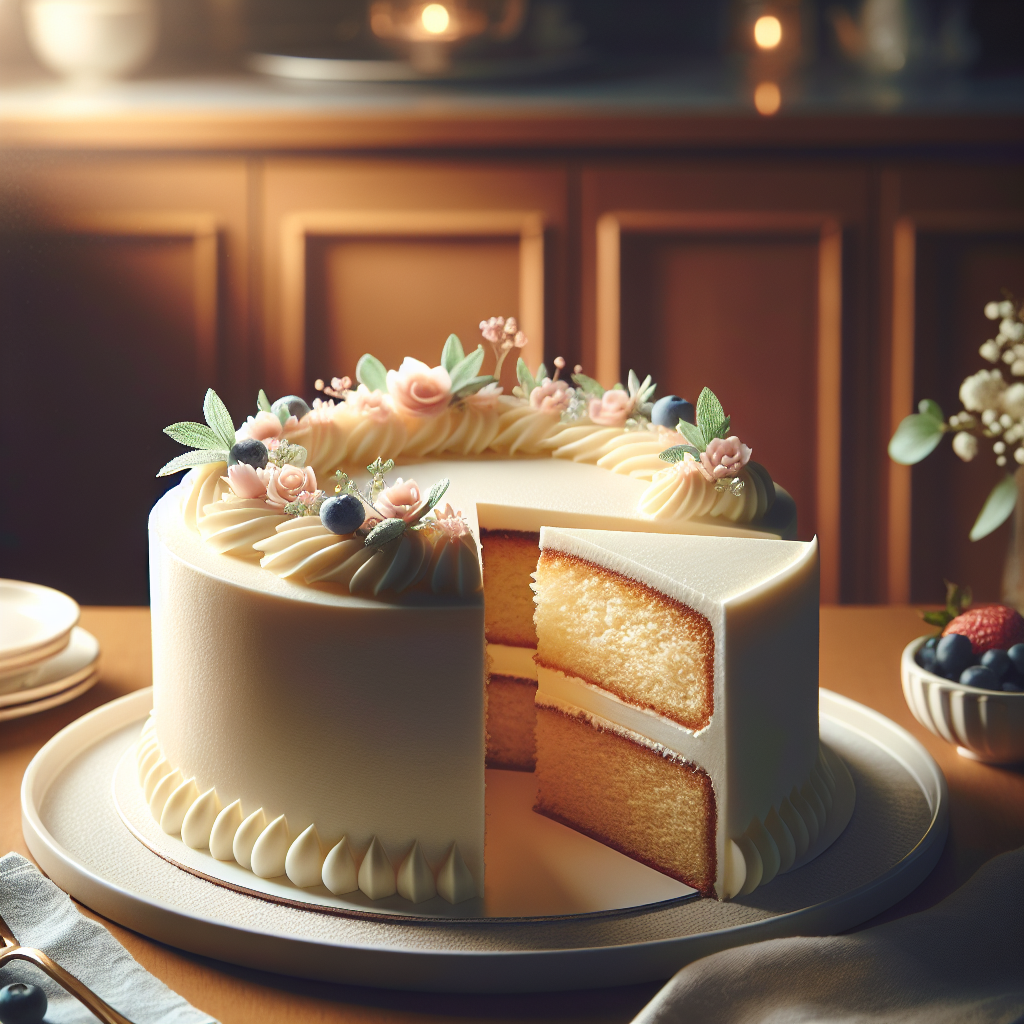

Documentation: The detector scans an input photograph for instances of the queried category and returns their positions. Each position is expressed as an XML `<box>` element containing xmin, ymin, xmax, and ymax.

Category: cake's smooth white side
<box><xmin>536</xmin><ymin>527</ymin><xmax>820</xmax><ymax>899</ymax></box>
<box><xmin>150</xmin><ymin>488</ymin><xmax>486</xmax><ymax>892</ymax></box>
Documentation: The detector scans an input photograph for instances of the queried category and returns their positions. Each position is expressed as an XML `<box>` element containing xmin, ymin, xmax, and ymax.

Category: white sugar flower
<box><xmin>980</xmin><ymin>340</ymin><xmax>1001</xmax><ymax>363</ymax></box>
<box><xmin>985</xmin><ymin>301</ymin><xmax>1001</xmax><ymax>320</ymax></box>
<box><xmin>952</xmin><ymin>431</ymin><xmax>978</xmax><ymax>462</ymax></box>
<box><xmin>999</xmin><ymin>300</ymin><xmax>1015</xmax><ymax>318</ymax></box>
<box><xmin>960</xmin><ymin>368</ymin><xmax>1006</xmax><ymax>412</ymax></box>
<box><xmin>1004</xmin><ymin>350</ymin><xmax>1016</xmax><ymax>364</ymax></box>
<box><xmin>1002</xmin><ymin>319</ymin><xmax>1024</xmax><ymax>342</ymax></box>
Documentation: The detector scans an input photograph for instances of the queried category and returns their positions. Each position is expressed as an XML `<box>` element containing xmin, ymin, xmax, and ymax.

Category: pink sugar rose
<box><xmin>264</xmin><ymin>464</ymin><xmax>317</xmax><ymax>510</ymax></box>
<box><xmin>227</xmin><ymin>464</ymin><xmax>267</xmax><ymax>499</ymax></box>
<box><xmin>376</xmin><ymin>478</ymin><xmax>424</xmax><ymax>522</ymax></box>
<box><xmin>464</xmin><ymin>382</ymin><xmax>503</xmax><ymax>411</ymax></box>
<box><xmin>386</xmin><ymin>358</ymin><xmax>452</xmax><ymax>418</ymax></box>
<box><xmin>588</xmin><ymin>388</ymin><xmax>633</xmax><ymax>427</ymax></box>
<box><xmin>699</xmin><ymin>436</ymin><xmax>752</xmax><ymax>481</ymax></box>
<box><xmin>530</xmin><ymin>378</ymin><xmax>572</xmax><ymax>413</ymax></box>
<box><xmin>240</xmin><ymin>411</ymin><xmax>286</xmax><ymax>442</ymax></box>
<box><xmin>346</xmin><ymin>384</ymin><xmax>392</xmax><ymax>424</ymax></box>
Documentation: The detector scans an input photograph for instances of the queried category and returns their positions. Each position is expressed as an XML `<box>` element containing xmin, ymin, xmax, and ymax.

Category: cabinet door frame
<box><xmin>594</xmin><ymin>209</ymin><xmax>844</xmax><ymax>602</ymax></box>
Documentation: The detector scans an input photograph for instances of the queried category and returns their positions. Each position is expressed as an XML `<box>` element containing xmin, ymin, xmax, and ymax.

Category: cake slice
<box><xmin>533</xmin><ymin>527</ymin><xmax>824</xmax><ymax>899</ymax></box>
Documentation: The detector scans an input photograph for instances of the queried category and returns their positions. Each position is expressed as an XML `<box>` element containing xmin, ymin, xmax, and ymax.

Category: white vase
<box><xmin>24</xmin><ymin>0</ymin><xmax>158</xmax><ymax>81</ymax></box>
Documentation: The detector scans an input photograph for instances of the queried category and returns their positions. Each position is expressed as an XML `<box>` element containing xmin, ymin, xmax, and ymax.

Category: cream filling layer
<box><xmin>133</xmin><ymin>715</ymin><xmax>478</xmax><ymax>905</ymax></box>
<box><xmin>487</xmin><ymin>644</ymin><xmax>538</xmax><ymax>681</ymax></box>
<box><xmin>536</xmin><ymin>667</ymin><xmax>842</xmax><ymax>900</ymax></box>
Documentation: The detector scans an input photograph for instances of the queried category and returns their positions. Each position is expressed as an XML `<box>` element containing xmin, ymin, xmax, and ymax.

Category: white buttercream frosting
<box><xmin>358</xmin><ymin>836</ymin><xmax>397</xmax><ymax>900</ymax></box>
<box><xmin>436</xmin><ymin>842</ymin><xmax>477</xmax><ymax>904</ymax></box>
<box><xmin>322</xmin><ymin>837</ymin><xmax>358</xmax><ymax>895</ymax></box>
<box><xmin>397</xmin><ymin>840</ymin><xmax>437</xmax><ymax>903</ymax></box>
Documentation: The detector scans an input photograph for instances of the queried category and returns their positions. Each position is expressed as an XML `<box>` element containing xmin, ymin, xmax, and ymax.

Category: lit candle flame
<box><xmin>421</xmin><ymin>3</ymin><xmax>450</xmax><ymax>34</ymax></box>
<box><xmin>753</xmin><ymin>15</ymin><xmax>782</xmax><ymax>50</ymax></box>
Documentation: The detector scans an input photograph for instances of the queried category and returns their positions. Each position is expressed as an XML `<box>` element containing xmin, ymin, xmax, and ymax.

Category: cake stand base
<box><xmin>22</xmin><ymin>688</ymin><xmax>947</xmax><ymax>993</ymax></box>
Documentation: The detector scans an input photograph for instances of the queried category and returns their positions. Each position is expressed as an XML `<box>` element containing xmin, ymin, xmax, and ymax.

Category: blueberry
<box><xmin>227</xmin><ymin>438</ymin><xmax>269</xmax><ymax>470</ymax></box>
<box><xmin>271</xmin><ymin>395</ymin><xmax>310</xmax><ymax>422</ymax></box>
<box><xmin>1008</xmin><ymin>643</ymin><xmax>1024</xmax><ymax>676</ymax></box>
<box><xmin>960</xmin><ymin>665</ymin><xmax>998</xmax><ymax>690</ymax></box>
<box><xmin>980</xmin><ymin>648</ymin><xmax>1011</xmax><ymax>680</ymax></box>
<box><xmin>916</xmin><ymin>636</ymin><xmax>939</xmax><ymax>671</ymax></box>
<box><xmin>1002</xmin><ymin>679</ymin><xmax>1023</xmax><ymax>693</ymax></box>
<box><xmin>936</xmin><ymin>633</ymin><xmax>974</xmax><ymax>680</ymax></box>
<box><xmin>320</xmin><ymin>494</ymin><xmax>365</xmax><ymax>535</ymax></box>
<box><xmin>651</xmin><ymin>395</ymin><xmax>695</xmax><ymax>429</ymax></box>
<box><xmin>0</xmin><ymin>982</ymin><xmax>47</xmax><ymax>1024</ymax></box>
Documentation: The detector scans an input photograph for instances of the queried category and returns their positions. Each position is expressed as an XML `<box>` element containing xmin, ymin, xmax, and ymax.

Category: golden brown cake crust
<box><xmin>481</xmin><ymin>529</ymin><xmax>541</xmax><ymax>648</ymax></box>
<box><xmin>534</xmin><ymin>701</ymin><xmax>717</xmax><ymax>896</ymax></box>
<box><xmin>534</xmin><ymin>550</ymin><xmax>715</xmax><ymax>731</ymax></box>
<box><xmin>485</xmin><ymin>674</ymin><xmax>538</xmax><ymax>771</ymax></box>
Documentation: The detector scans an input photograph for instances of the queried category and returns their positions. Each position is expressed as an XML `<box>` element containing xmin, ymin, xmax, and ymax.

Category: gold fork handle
<box><xmin>0</xmin><ymin>947</ymin><xmax>135</xmax><ymax>1024</ymax></box>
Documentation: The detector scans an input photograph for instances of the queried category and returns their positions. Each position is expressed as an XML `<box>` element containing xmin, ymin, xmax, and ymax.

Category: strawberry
<box><xmin>941</xmin><ymin>604</ymin><xmax>1024</xmax><ymax>655</ymax></box>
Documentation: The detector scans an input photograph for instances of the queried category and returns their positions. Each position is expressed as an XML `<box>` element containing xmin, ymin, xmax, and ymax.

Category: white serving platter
<box><xmin>0</xmin><ymin>628</ymin><xmax>100</xmax><ymax>707</ymax></box>
<box><xmin>22</xmin><ymin>687</ymin><xmax>947</xmax><ymax>993</ymax></box>
<box><xmin>0</xmin><ymin>579</ymin><xmax>79</xmax><ymax>672</ymax></box>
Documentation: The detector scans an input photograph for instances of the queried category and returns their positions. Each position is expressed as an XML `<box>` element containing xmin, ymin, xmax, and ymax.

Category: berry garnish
<box><xmin>227</xmin><ymin>438</ymin><xmax>269</xmax><ymax>470</ymax></box>
<box><xmin>1009</xmin><ymin>644</ymin><xmax>1024</xmax><ymax>676</ymax></box>
<box><xmin>980</xmin><ymin>648</ymin><xmax>1011</xmax><ymax>680</ymax></box>
<box><xmin>651</xmin><ymin>395</ymin><xmax>695</xmax><ymax>429</ymax></box>
<box><xmin>0</xmin><ymin>983</ymin><xmax>47</xmax><ymax>1024</ymax></box>
<box><xmin>917</xmin><ymin>636</ymin><xmax>939</xmax><ymax>672</ymax></box>
<box><xmin>960</xmin><ymin>665</ymin><xmax>998</xmax><ymax>690</ymax></box>
<box><xmin>942</xmin><ymin>604</ymin><xmax>1024</xmax><ymax>656</ymax></box>
<box><xmin>936</xmin><ymin>633</ymin><xmax>974</xmax><ymax>680</ymax></box>
<box><xmin>272</xmin><ymin>395</ymin><xmax>310</xmax><ymax>422</ymax></box>
<box><xmin>320</xmin><ymin>494</ymin><xmax>365</xmax><ymax>535</ymax></box>
<box><xmin>1003</xmin><ymin>679</ymin><xmax>1023</xmax><ymax>692</ymax></box>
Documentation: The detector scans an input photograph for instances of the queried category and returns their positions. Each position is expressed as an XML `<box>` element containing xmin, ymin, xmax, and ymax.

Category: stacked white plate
<box><xmin>0</xmin><ymin>580</ymin><xmax>100</xmax><ymax>721</ymax></box>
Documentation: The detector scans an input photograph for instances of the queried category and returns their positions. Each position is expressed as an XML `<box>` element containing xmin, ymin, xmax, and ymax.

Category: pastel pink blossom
<box><xmin>376</xmin><ymin>478</ymin><xmax>424</xmax><ymax>522</ymax></box>
<box><xmin>240</xmin><ymin>412</ymin><xmax>286</xmax><ymax>442</ymax></box>
<box><xmin>346</xmin><ymin>384</ymin><xmax>392</xmax><ymax>424</ymax></box>
<box><xmin>264</xmin><ymin>464</ymin><xmax>317</xmax><ymax>510</ymax></box>
<box><xmin>588</xmin><ymin>389</ymin><xmax>633</xmax><ymax>427</ymax></box>
<box><xmin>699</xmin><ymin>436</ymin><xmax>752</xmax><ymax>481</ymax></box>
<box><xmin>530</xmin><ymin>378</ymin><xmax>572</xmax><ymax>413</ymax></box>
<box><xmin>386</xmin><ymin>358</ymin><xmax>452</xmax><ymax>418</ymax></box>
<box><xmin>432</xmin><ymin>503</ymin><xmax>471</xmax><ymax>541</ymax></box>
<box><xmin>227</xmin><ymin>463</ymin><xmax>267</xmax><ymax>499</ymax></box>
<box><xmin>464</xmin><ymin>382</ymin><xmax>503</xmax><ymax>411</ymax></box>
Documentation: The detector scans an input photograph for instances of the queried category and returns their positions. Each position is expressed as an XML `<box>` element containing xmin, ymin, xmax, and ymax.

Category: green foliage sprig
<box><xmin>659</xmin><ymin>387</ymin><xmax>731</xmax><ymax>465</ymax></box>
<box><xmin>158</xmin><ymin>388</ymin><xmax>235</xmax><ymax>477</ymax></box>
<box><xmin>921</xmin><ymin>580</ymin><xmax>973</xmax><ymax>630</ymax></box>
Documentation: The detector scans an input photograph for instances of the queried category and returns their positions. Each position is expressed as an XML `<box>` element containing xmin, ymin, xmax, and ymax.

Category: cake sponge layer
<box><xmin>485</xmin><ymin>675</ymin><xmax>537</xmax><ymax>771</ymax></box>
<box><xmin>535</xmin><ymin>699</ymin><xmax>716</xmax><ymax>896</ymax></box>
<box><xmin>534</xmin><ymin>550</ymin><xmax>714</xmax><ymax>731</ymax></box>
<box><xmin>481</xmin><ymin>529</ymin><xmax>540</xmax><ymax>648</ymax></box>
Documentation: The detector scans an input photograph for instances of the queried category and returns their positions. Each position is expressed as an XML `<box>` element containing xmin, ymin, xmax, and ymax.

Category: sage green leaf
<box><xmin>203</xmin><ymin>389</ymin><xmax>237</xmax><ymax>450</ymax></box>
<box><xmin>970</xmin><ymin>473</ymin><xmax>1018</xmax><ymax>541</ymax></box>
<box><xmin>356</xmin><ymin>353</ymin><xmax>388</xmax><ymax>394</ymax></box>
<box><xmin>365</xmin><ymin>517</ymin><xmax>406</xmax><ymax>548</ymax></box>
<box><xmin>448</xmin><ymin>346</ymin><xmax>485</xmax><ymax>394</ymax></box>
<box><xmin>572</xmin><ymin>372</ymin><xmax>605</xmax><ymax>398</ymax></box>
<box><xmin>628</xmin><ymin>369</ymin><xmax>640</xmax><ymax>395</ymax></box>
<box><xmin>535</xmin><ymin>363</ymin><xmax>547</xmax><ymax>386</ymax></box>
<box><xmin>676</xmin><ymin>418</ymin><xmax>707</xmax><ymax>451</ymax></box>
<box><xmin>163</xmin><ymin>421</ymin><xmax>221</xmax><ymax>450</ymax></box>
<box><xmin>888</xmin><ymin>413</ymin><xmax>945</xmax><ymax>465</ymax></box>
<box><xmin>156</xmin><ymin>449</ymin><xmax>227</xmax><ymax>477</ymax></box>
<box><xmin>276</xmin><ymin>404</ymin><xmax>290</xmax><ymax>426</ymax></box>
<box><xmin>696</xmin><ymin>388</ymin><xmax>726</xmax><ymax>447</ymax></box>
<box><xmin>918</xmin><ymin>398</ymin><xmax>944</xmax><ymax>423</ymax></box>
<box><xmin>257</xmin><ymin>389</ymin><xmax>272</xmax><ymax>413</ymax></box>
<box><xmin>452</xmin><ymin>375</ymin><xmax>495</xmax><ymax>400</ymax></box>
<box><xmin>421</xmin><ymin>477</ymin><xmax>450</xmax><ymax>515</ymax></box>
<box><xmin>718</xmin><ymin>414</ymin><xmax>731</xmax><ymax>439</ymax></box>
<box><xmin>659</xmin><ymin>445</ymin><xmax>701</xmax><ymax>463</ymax></box>
<box><xmin>441</xmin><ymin>334</ymin><xmax>465</xmax><ymax>373</ymax></box>
<box><xmin>517</xmin><ymin>358</ymin><xmax>536</xmax><ymax>395</ymax></box>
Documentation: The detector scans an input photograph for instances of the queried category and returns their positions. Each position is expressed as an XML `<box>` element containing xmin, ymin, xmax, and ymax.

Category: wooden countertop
<box><xmin>1</xmin><ymin>605</ymin><xmax>1022</xmax><ymax>1023</ymax></box>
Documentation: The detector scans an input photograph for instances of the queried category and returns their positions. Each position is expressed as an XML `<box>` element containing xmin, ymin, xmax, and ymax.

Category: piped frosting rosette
<box><xmin>639</xmin><ymin>458</ymin><xmax>775</xmax><ymax>523</ymax></box>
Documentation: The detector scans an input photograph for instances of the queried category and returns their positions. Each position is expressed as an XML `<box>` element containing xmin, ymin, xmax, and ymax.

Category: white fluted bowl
<box><xmin>902</xmin><ymin>637</ymin><xmax>1024</xmax><ymax>764</ymax></box>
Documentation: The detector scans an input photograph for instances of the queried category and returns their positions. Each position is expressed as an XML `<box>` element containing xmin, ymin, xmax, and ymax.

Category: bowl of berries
<box><xmin>902</xmin><ymin>596</ymin><xmax>1024</xmax><ymax>764</ymax></box>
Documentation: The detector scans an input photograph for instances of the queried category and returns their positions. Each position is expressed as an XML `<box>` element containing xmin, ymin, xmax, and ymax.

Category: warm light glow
<box><xmin>754</xmin><ymin>81</ymin><xmax>781</xmax><ymax>116</ymax></box>
<box><xmin>421</xmin><ymin>3</ymin><xmax>450</xmax><ymax>34</ymax></box>
<box><xmin>753</xmin><ymin>15</ymin><xmax>782</xmax><ymax>49</ymax></box>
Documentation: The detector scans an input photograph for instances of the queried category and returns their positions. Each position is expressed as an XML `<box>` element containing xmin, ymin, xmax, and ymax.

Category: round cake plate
<box><xmin>22</xmin><ymin>688</ymin><xmax>947</xmax><ymax>993</ymax></box>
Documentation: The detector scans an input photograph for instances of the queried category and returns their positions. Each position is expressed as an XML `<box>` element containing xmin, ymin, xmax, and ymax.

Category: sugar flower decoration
<box><xmin>346</xmin><ymin>383</ymin><xmax>393</xmax><ymax>424</ymax></box>
<box><xmin>481</xmin><ymin>315</ymin><xmax>529</xmax><ymax>379</ymax></box>
<box><xmin>432</xmin><ymin>503</ymin><xmax>472</xmax><ymax>541</ymax></box>
<box><xmin>386</xmin><ymin>358</ymin><xmax>452</xmax><ymax>418</ymax></box>
<box><xmin>239</xmin><ymin>410</ymin><xmax>297</xmax><ymax>442</ymax></box>
<box><xmin>376</xmin><ymin>478</ymin><xmax>424</xmax><ymax>522</ymax></box>
<box><xmin>464</xmin><ymin>381</ymin><xmax>503</xmax><ymax>411</ymax></box>
<box><xmin>588</xmin><ymin>389</ymin><xmax>634</xmax><ymax>427</ymax></box>
<box><xmin>227</xmin><ymin>464</ymin><xmax>267</xmax><ymax>499</ymax></box>
<box><xmin>699</xmin><ymin>436</ymin><xmax>752</xmax><ymax>481</ymax></box>
<box><xmin>530</xmin><ymin>378</ymin><xmax>572</xmax><ymax>413</ymax></box>
<box><xmin>264</xmin><ymin>464</ymin><xmax>317</xmax><ymax>510</ymax></box>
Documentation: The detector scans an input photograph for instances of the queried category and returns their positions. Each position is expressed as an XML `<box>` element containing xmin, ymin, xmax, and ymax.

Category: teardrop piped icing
<box><xmin>182</xmin><ymin>787</ymin><xmax>221</xmax><ymax>850</ymax></box>
<box><xmin>436</xmin><ymin>842</ymin><xmax>477</xmax><ymax>904</ymax></box>
<box><xmin>251</xmin><ymin>814</ymin><xmax>290</xmax><ymax>878</ymax></box>
<box><xmin>358</xmin><ymin>836</ymin><xmax>396</xmax><ymax>900</ymax></box>
<box><xmin>397</xmin><ymin>840</ymin><xmax>436</xmax><ymax>904</ymax></box>
<box><xmin>285</xmin><ymin>824</ymin><xmax>324</xmax><ymax>888</ymax></box>
<box><xmin>210</xmin><ymin>799</ymin><xmax>243</xmax><ymax>861</ymax></box>
<box><xmin>233</xmin><ymin>807</ymin><xmax>267</xmax><ymax>870</ymax></box>
<box><xmin>322</xmin><ymin>836</ymin><xmax>358</xmax><ymax>895</ymax></box>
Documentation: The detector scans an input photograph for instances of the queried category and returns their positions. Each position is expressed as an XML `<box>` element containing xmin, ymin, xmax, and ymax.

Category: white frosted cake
<box><xmin>137</xmin><ymin>322</ymin><xmax>814</xmax><ymax>905</ymax></box>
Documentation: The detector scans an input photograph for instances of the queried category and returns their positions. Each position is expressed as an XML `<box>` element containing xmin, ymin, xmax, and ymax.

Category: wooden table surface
<box><xmin>1</xmin><ymin>606</ymin><xmax>1022</xmax><ymax>1023</ymax></box>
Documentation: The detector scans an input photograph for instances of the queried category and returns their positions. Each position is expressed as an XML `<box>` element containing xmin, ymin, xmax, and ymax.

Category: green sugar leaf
<box><xmin>659</xmin><ymin>444</ymin><xmax>701</xmax><ymax>464</ymax></box>
<box><xmin>452</xmin><ymin>375</ymin><xmax>495</xmax><ymax>400</ymax></box>
<box><xmin>516</xmin><ymin>358</ymin><xmax>537</xmax><ymax>395</ymax></box>
<box><xmin>718</xmin><ymin>414</ymin><xmax>731</xmax><ymax>439</ymax></box>
<box><xmin>365</xmin><ymin>517</ymin><xmax>406</xmax><ymax>548</ymax></box>
<box><xmin>970</xmin><ymin>473</ymin><xmax>1018</xmax><ymax>541</ymax></box>
<box><xmin>257</xmin><ymin>389</ymin><xmax>273</xmax><ymax>413</ymax></box>
<box><xmin>696</xmin><ymin>388</ymin><xmax>726</xmax><ymax>447</ymax></box>
<box><xmin>203</xmin><ymin>389</ymin><xmax>237</xmax><ymax>451</ymax></box>
<box><xmin>572</xmin><ymin>372</ymin><xmax>605</xmax><ymax>398</ymax></box>
<box><xmin>535</xmin><ymin>363</ymin><xmax>547</xmax><ymax>386</ymax></box>
<box><xmin>628</xmin><ymin>369</ymin><xmax>640</xmax><ymax>395</ymax></box>
<box><xmin>441</xmin><ymin>334</ymin><xmax>465</xmax><ymax>373</ymax></box>
<box><xmin>156</xmin><ymin>449</ymin><xmax>227</xmax><ymax>477</ymax></box>
<box><xmin>676</xmin><ymin>418</ymin><xmax>707</xmax><ymax>451</ymax></box>
<box><xmin>888</xmin><ymin>413</ymin><xmax>944</xmax><ymax>465</ymax></box>
<box><xmin>448</xmin><ymin>345</ymin><xmax>486</xmax><ymax>394</ymax></box>
<box><xmin>356</xmin><ymin>353</ymin><xmax>388</xmax><ymax>394</ymax></box>
<box><xmin>163</xmin><ymin>421</ymin><xmax>222</xmax><ymax>451</ymax></box>
<box><xmin>419</xmin><ymin>477</ymin><xmax>450</xmax><ymax>517</ymax></box>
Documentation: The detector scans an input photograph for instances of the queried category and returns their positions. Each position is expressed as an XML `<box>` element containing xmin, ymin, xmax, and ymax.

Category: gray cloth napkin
<box><xmin>0</xmin><ymin>853</ymin><xmax>218</xmax><ymax>1024</ymax></box>
<box><xmin>634</xmin><ymin>846</ymin><xmax>1024</xmax><ymax>1024</ymax></box>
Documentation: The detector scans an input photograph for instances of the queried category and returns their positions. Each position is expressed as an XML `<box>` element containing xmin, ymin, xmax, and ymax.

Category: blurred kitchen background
<box><xmin>0</xmin><ymin>0</ymin><xmax>1021</xmax><ymax>608</ymax></box>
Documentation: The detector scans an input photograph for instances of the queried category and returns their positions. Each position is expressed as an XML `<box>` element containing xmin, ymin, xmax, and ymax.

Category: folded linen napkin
<box><xmin>633</xmin><ymin>846</ymin><xmax>1024</xmax><ymax>1024</ymax></box>
<box><xmin>0</xmin><ymin>853</ymin><xmax>218</xmax><ymax>1024</ymax></box>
